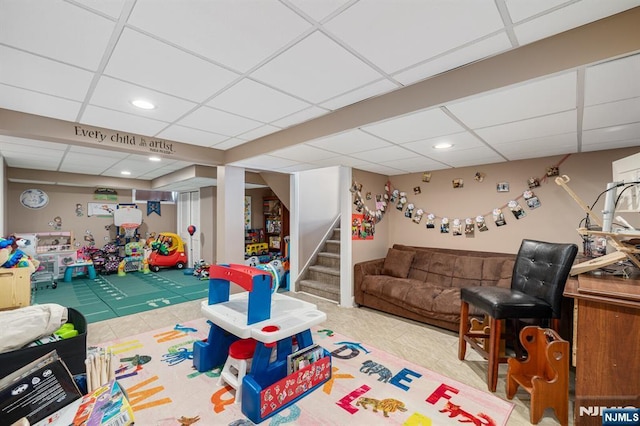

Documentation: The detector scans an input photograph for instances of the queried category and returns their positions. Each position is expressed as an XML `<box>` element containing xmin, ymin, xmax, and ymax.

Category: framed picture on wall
<box><xmin>244</xmin><ymin>196</ymin><xmax>251</xmax><ymax>230</ymax></box>
<box><xmin>88</xmin><ymin>202</ymin><xmax>117</xmax><ymax>217</ymax></box>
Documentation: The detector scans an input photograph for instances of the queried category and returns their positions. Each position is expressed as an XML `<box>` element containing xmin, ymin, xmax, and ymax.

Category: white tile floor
<box><xmin>87</xmin><ymin>292</ymin><xmax>572</xmax><ymax>425</ymax></box>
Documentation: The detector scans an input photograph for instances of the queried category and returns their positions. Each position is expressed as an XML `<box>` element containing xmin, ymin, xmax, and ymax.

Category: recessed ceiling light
<box><xmin>434</xmin><ymin>142</ymin><xmax>453</xmax><ymax>149</ymax></box>
<box><xmin>131</xmin><ymin>99</ymin><xmax>155</xmax><ymax>110</ymax></box>
<box><xmin>121</xmin><ymin>170</ymin><xmax>131</xmax><ymax>176</ymax></box>
<box><xmin>149</xmin><ymin>156</ymin><xmax>161</xmax><ymax>162</ymax></box>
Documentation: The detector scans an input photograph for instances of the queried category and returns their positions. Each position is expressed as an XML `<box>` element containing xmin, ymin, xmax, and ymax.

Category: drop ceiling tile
<box><xmin>60</xmin><ymin>161</ymin><xmax>113</xmax><ymax>175</ymax></box>
<box><xmin>320</xmin><ymin>79</ymin><xmax>399</xmax><ymax>111</ymax></box>
<box><xmin>0</xmin><ymin>144</ymin><xmax>65</xmax><ymax>159</ymax></box>
<box><xmin>447</xmin><ymin>71</ymin><xmax>576</xmax><ymax>129</ymax></box>
<box><xmin>208</xmin><ymin>79</ymin><xmax>310</xmax><ymax>122</ymax></box>
<box><xmin>384</xmin><ymin>156</ymin><xmax>447</xmax><ymax>173</ymax></box>
<box><xmin>62</xmin><ymin>152</ymin><xmax>121</xmax><ymax>168</ymax></box>
<box><xmin>288</xmin><ymin>0</ymin><xmax>352</xmax><ymax>22</ymax></box>
<box><xmin>0</xmin><ymin>47</ymin><xmax>94</xmax><ymax>101</ymax></box>
<box><xmin>81</xmin><ymin>105</ymin><xmax>169</xmax><ymax>136</ymax></box>
<box><xmin>493</xmin><ymin>132</ymin><xmax>577</xmax><ymax>160</ymax></box>
<box><xmin>504</xmin><ymin>0</ymin><xmax>570</xmax><ymax>23</ymax></box>
<box><xmin>69</xmin><ymin>145</ymin><xmax>129</xmax><ymax>159</ymax></box>
<box><xmin>393</xmin><ymin>32</ymin><xmax>512</xmax><ymax>86</ymax></box>
<box><xmin>357</xmin><ymin>145</ymin><xmax>416</xmax><ymax>163</ymax></box>
<box><xmin>238</xmin><ymin>125</ymin><xmax>282</xmax><ymax>141</ymax></box>
<box><xmin>105</xmin><ymin>29</ymin><xmax>240</xmax><ymax>103</ymax></box>
<box><xmin>213</xmin><ymin>137</ymin><xmax>248</xmax><ymax>150</ymax></box>
<box><xmin>177</xmin><ymin>106</ymin><xmax>263</xmax><ymax>136</ymax></box>
<box><xmin>128</xmin><ymin>0</ymin><xmax>312</xmax><ymax>72</ymax></box>
<box><xmin>585</xmin><ymin>54</ymin><xmax>640</xmax><ymax>106</ymax></box>
<box><xmin>157</xmin><ymin>125</ymin><xmax>228</xmax><ymax>147</ymax></box>
<box><xmin>0</xmin><ymin>0</ymin><xmax>115</xmax><ymax>70</ymax></box>
<box><xmin>513</xmin><ymin>0</ymin><xmax>640</xmax><ymax>46</ymax></box>
<box><xmin>251</xmin><ymin>31</ymin><xmax>382</xmax><ymax>104</ymax></box>
<box><xmin>583</xmin><ymin>97</ymin><xmax>640</xmax><ymax>130</ymax></box>
<box><xmin>582</xmin><ymin>137</ymin><xmax>640</xmax><ymax>152</ymax></box>
<box><xmin>307</xmin><ymin>129</ymin><xmax>392</xmax><ymax>154</ymax></box>
<box><xmin>309</xmin><ymin>155</ymin><xmax>371</xmax><ymax>168</ymax></box>
<box><xmin>74</xmin><ymin>0</ymin><xmax>128</xmax><ymax>18</ymax></box>
<box><xmin>272</xmin><ymin>144</ymin><xmax>338</xmax><ymax>162</ymax></box>
<box><xmin>428</xmin><ymin>146</ymin><xmax>505</xmax><ymax>167</ymax></box>
<box><xmin>324</xmin><ymin>0</ymin><xmax>503</xmax><ymax>74</ymax></box>
<box><xmin>229</xmin><ymin>155</ymin><xmax>299</xmax><ymax>170</ymax></box>
<box><xmin>402</xmin><ymin>132</ymin><xmax>485</xmax><ymax>155</ymax></box>
<box><xmin>90</xmin><ymin>76</ymin><xmax>198</xmax><ymax>122</ymax></box>
<box><xmin>358</xmin><ymin>163</ymin><xmax>407</xmax><ymax>176</ymax></box>
<box><xmin>582</xmin><ymin>122</ymin><xmax>640</xmax><ymax>145</ymax></box>
<box><xmin>0</xmin><ymin>84</ymin><xmax>81</xmax><ymax>122</ymax></box>
<box><xmin>4</xmin><ymin>156</ymin><xmax>61</xmax><ymax>171</ymax></box>
<box><xmin>0</xmin><ymin>136</ymin><xmax>67</xmax><ymax>151</ymax></box>
<box><xmin>270</xmin><ymin>106</ymin><xmax>329</xmax><ymax>128</ymax></box>
<box><xmin>476</xmin><ymin>110</ymin><xmax>576</xmax><ymax>145</ymax></box>
<box><xmin>363</xmin><ymin>108</ymin><xmax>465</xmax><ymax>144</ymax></box>
<box><xmin>279</xmin><ymin>163</ymin><xmax>316</xmax><ymax>172</ymax></box>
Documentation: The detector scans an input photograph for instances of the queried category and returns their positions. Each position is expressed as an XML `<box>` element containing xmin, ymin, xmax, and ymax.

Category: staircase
<box><xmin>298</xmin><ymin>227</ymin><xmax>341</xmax><ymax>302</ymax></box>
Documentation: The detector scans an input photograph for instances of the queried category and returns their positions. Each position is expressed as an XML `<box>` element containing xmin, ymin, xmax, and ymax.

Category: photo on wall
<box><xmin>87</xmin><ymin>203</ymin><xmax>117</xmax><ymax>217</ymax></box>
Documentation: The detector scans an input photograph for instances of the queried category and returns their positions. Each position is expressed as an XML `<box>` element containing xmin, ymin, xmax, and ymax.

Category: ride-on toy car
<box><xmin>148</xmin><ymin>232</ymin><xmax>187</xmax><ymax>272</ymax></box>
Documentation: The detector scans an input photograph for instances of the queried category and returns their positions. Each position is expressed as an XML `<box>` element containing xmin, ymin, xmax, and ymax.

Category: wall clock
<box><xmin>20</xmin><ymin>189</ymin><xmax>49</xmax><ymax>209</ymax></box>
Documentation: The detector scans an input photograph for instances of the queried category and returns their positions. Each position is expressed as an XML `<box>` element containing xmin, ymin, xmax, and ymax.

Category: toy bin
<box><xmin>241</xmin><ymin>349</ymin><xmax>331</xmax><ymax>423</ymax></box>
<box><xmin>0</xmin><ymin>307</ymin><xmax>87</xmax><ymax>377</ymax></box>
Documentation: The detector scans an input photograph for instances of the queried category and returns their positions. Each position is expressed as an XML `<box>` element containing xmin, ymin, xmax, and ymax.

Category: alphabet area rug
<box><xmin>97</xmin><ymin>318</ymin><xmax>513</xmax><ymax>425</ymax></box>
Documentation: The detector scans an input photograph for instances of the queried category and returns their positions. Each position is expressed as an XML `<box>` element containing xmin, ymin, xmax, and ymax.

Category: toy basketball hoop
<box><xmin>114</xmin><ymin>205</ymin><xmax>142</xmax><ymax>239</ymax></box>
<box><xmin>121</xmin><ymin>223</ymin><xmax>138</xmax><ymax>238</ymax></box>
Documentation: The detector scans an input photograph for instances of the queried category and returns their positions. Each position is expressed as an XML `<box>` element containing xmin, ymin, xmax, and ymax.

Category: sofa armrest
<box><xmin>354</xmin><ymin>258</ymin><xmax>384</xmax><ymax>303</ymax></box>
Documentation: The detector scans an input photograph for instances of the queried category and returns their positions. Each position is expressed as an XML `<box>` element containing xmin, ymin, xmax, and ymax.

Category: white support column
<box><xmin>289</xmin><ymin>173</ymin><xmax>299</xmax><ymax>292</ymax></box>
<box><xmin>216</xmin><ymin>166</ymin><xmax>245</xmax><ymax>265</ymax></box>
<box><xmin>339</xmin><ymin>166</ymin><xmax>354</xmax><ymax>307</ymax></box>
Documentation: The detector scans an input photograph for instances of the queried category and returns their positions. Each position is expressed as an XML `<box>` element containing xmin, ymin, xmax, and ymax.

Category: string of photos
<box><xmin>351</xmin><ymin>154</ymin><xmax>571</xmax><ymax>238</ymax></box>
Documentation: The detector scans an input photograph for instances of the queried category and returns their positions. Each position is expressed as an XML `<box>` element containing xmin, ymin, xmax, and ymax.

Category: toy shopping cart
<box><xmin>31</xmin><ymin>255</ymin><xmax>58</xmax><ymax>291</ymax></box>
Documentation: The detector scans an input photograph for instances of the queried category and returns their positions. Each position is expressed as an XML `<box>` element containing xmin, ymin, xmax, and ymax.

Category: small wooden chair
<box><xmin>506</xmin><ymin>326</ymin><xmax>569</xmax><ymax>425</ymax></box>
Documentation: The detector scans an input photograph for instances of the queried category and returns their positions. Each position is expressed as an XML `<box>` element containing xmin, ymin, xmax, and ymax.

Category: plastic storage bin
<box><xmin>0</xmin><ymin>307</ymin><xmax>87</xmax><ymax>377</ymax></box>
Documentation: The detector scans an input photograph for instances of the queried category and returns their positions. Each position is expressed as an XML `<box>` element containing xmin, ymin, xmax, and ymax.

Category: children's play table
<box><xmin>193</xmin><ymin>264</ymin><xmax>330</xmax><ymax>423</ymax></box>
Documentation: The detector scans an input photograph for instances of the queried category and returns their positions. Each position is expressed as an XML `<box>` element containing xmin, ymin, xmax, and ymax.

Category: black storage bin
<box><xmin>0</xmin><ymin>307</ymin><xmax>87</xmax><ymax>377</ymax></box>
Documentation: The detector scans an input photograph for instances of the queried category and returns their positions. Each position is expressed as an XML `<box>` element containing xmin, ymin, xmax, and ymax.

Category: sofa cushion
<box><xmin>381</xmin><ymin>248</ymin><xmax>415</xmax><ymax>278</ymax></box>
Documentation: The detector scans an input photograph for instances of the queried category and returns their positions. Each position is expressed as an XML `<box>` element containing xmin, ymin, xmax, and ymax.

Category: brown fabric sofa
<box><xmin>354</xmin><ymin>244</ymin><xmax>516</xmax><ymax>332</ymax></box>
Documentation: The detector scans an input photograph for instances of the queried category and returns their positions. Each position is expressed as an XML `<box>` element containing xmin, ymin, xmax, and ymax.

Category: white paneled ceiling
<box><xmin>0</xmin><ymin>0</ymin><xmax>639</xmax><ymax>191</ymax></box>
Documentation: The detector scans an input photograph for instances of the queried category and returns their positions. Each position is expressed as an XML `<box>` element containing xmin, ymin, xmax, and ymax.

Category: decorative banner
<box><xmin>147</xmin><ymin>201</ymin><xmax>161</xmax><ymax>216</ymax></box>
<box><xmin>94</xmin><ymin>188</ymin><xmax>118</xmax><ymax>201</ymax></box>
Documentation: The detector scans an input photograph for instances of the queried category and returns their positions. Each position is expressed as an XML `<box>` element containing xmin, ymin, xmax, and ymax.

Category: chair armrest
<box><xmin>354</xmin><ymin>258</ymin><xmax>384</xmax><ymax>300</ymax></box>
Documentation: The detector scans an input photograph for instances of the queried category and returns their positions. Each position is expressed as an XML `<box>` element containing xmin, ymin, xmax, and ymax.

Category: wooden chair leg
<box><xmin>458</xmin><ymin>301</ymin><xmax>469</xmax><ymax>360</ymax></box>
<box><xmin>487</xmin><ymin>316</ymin><xmax>501</xmax><ymax>392</ymax></box>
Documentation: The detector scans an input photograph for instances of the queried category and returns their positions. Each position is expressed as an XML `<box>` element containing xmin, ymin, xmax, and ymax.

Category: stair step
<box><xmin>309</xmin><ymin>265</ymin><xmax>340</xmax><ymax>276</ymax></box>
<box><xmin>318</xmin><ymin>252</ymin><xmax>340</xmax><ymax>259</ymax></box>
<box><xmin>299</xmin><ymin>279</ymin><xmax>340</xmax><ymax>302</ymax></box>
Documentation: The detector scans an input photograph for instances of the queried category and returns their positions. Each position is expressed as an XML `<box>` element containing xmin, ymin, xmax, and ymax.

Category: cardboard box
<box><xmin>0</xmin><ymin>307</ymin><xmax>87</xmax><ymax>377</ymax></box>
<box><xmin>0</xmin><ymin>350</ymin><xmax>82</xmax><ymax>426</ymax></box>
<box><xmin>0</xmin><ymin>268</ymin><xmax>31</xmax><ymax>310</ymax></box>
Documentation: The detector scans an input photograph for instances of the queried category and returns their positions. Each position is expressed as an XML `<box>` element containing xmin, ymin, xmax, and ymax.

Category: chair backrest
<box><xmin>511</xmin><ymin>239</ymin><xmax>578</xmax><ymax>318</ymax></box>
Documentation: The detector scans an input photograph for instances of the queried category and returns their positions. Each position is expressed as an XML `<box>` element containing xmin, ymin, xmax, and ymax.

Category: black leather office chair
<box><xmin>457</xmin><ymin>239</ymin><xmax>578</xmax><ymax>392</ymax></box>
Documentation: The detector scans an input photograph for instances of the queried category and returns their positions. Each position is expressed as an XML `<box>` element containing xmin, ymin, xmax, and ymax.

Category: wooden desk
<box><xmin>564</xmin><ymin>273</ymin><xmax>640</xmax><ymax>426</ymax></box>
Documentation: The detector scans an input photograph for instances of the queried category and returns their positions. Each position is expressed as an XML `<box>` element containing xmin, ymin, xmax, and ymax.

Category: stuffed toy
<box><xmin>0</xmin><ymin>236</ymin><xmax>40</xmax><ymax>274</ymax></box>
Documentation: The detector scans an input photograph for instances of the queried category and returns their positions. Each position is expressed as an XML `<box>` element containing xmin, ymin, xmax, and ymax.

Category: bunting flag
<box><xmin>147</xmin><ymin>201</ymin><xmax>161</xmax><ymax>216</ymax></box>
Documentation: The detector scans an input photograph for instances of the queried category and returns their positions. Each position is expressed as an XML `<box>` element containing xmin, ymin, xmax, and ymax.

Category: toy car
<box><xmin>148</xmin><ymin>232</ymin><xmax>187</xmax><ymax>272</ymax></box>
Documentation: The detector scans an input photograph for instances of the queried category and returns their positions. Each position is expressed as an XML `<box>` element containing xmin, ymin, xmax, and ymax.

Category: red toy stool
<box><xmin>217</xmin><ymin>338</ymin><xmax>258</xmax><ymax>403</ymax></box>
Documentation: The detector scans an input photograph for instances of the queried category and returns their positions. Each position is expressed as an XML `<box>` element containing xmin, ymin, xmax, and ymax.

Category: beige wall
<box><xmin>353</xmin><ymin>147</ymin><xmax>640</xmax><ymax>258</ymax></box>
<box><xmin>8</xmin><ymin>182</ymin><xmax>177</xmax><ymax>249</ymax></box>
